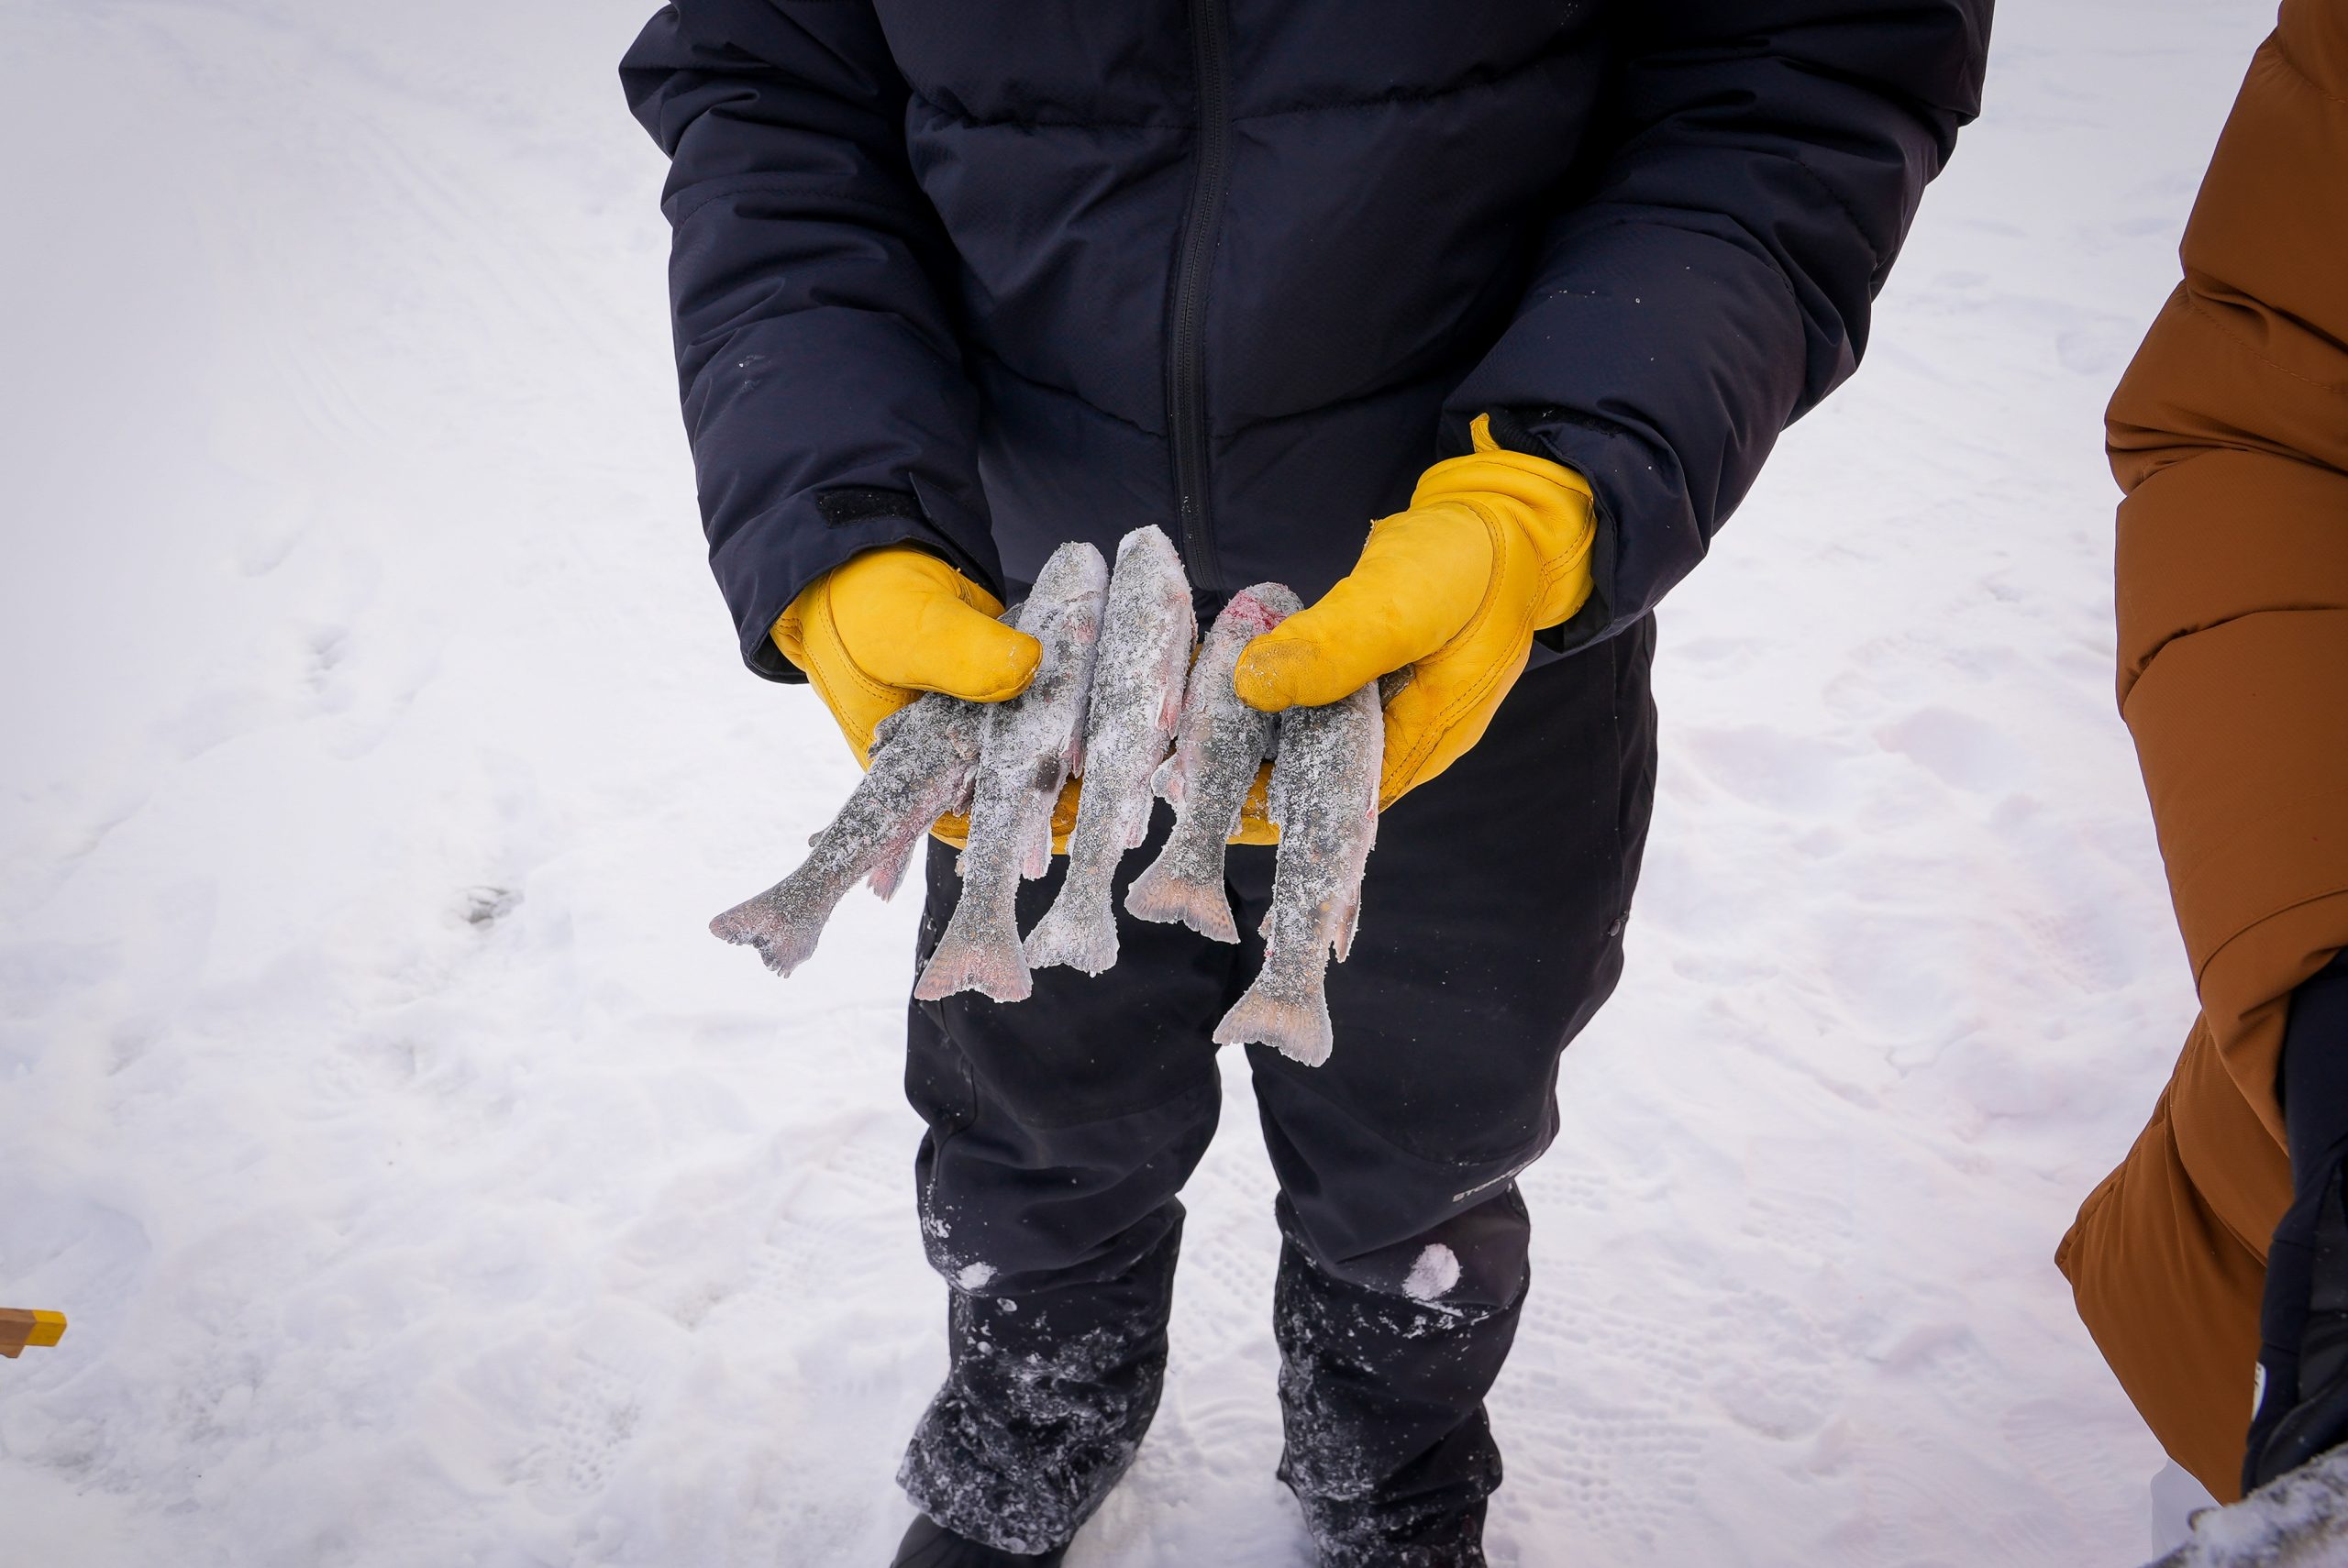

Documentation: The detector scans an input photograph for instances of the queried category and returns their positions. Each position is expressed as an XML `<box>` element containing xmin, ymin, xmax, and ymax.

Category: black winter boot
<box><xmin>2247</xmin><ymin>951</ymin><xmax>2348</xmax><ymax>1494</ymax></box>
<box><xmin>891</xmin><ymin>1516</ymin><xmax>1068</xmax><ymax>1567</ymax></box>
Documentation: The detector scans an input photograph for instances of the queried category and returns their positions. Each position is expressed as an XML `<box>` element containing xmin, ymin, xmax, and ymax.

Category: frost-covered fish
<box><xmin>709</xmin><ymin>690</ymin><xmax>986</xmax><ymax>978</ymax></box>
<box><xmin>1124</xmin><ymin>583</ymin><xmax>1301</xmax><ymax>943</ymax></box>
<box><xmin>1212</xmin><ymin>679</ymin><xmax>1382</xmax><ymax>1066</ymax></box>
<box><xmin>915</xmin><ymin>542</ymin><xmax>1111</xmax><ymax>1003</ymax></box>
<box><xmin>1024</xmin><ymin>527</ymin><xmax>1195</xmax><ymax>976</ymax></box>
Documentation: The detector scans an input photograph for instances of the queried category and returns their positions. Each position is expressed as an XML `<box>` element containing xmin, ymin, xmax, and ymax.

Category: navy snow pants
<box><xmin>899</xmin><ymin>624</ymin><xmax>1658</xmax><ymax>1566</ymax></box>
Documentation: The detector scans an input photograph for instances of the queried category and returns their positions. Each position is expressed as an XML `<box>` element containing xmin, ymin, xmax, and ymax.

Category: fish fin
<box><xmin>1021</xmin><ymin>804</ymin><xmax>1055</xmax><ymax>880</ymax></box>
<box><xmin>1152</xmin><ymin>751</ymin><xmax>1183</xmax><ymax>805</ymax></box>
<box><xmin>866</xmin><ymin>825</ymin><xmax>923</xmax><ymax>903</ymax></box>
<box><xmin>1125</xmin><ymin>858</ymin><xmax>1239</xmax><ymax>944</ymax></box>
<box><xmin>1024</xmin><ymin>893</ymin><xmax>1119</xmax><ymax>977</ymax></box>
<box><xmin>708</xmin><ymin>883</ymin><xmax>826</xmax><ymax>980</ymax></box>
<box><xmin>1331</xmin><ymin>826</ymin><xmax>1376</xmax><ymax>960</ymax></box>
<box><xmin>1331</xmin><ymin>885</ymin><xmax>1362</xmax><ymax>964</ymax></box>
<box><xmin>1324</xmin><ymin>840</ymin><xmax>1371</xmax><ymax>962</ymax></box>
<box><xmin>1212</xmin><ymin>977</ymin><xmax>1333</xmax><ymax>1066</ymax></box>
<box><xmin>914</xmin><ymin>905</ymin><xmax>1033</xmax><ymax>1003</ymax></box>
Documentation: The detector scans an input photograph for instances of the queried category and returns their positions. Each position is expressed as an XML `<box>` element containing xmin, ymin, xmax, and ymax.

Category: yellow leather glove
<box><xmin>771</xmin><ymin>547</ymin><xmax>1040</xmax><ymax>766</ymax></box>
<box><xmin>772</xmin><ymin>546</ymin><xmax>1063</xmax><ymax>851</ymax></box>
<box><xmin>1234</xmin><ymin>414</ymin><xmax>1596</xmax><ymax>810</ymax></box>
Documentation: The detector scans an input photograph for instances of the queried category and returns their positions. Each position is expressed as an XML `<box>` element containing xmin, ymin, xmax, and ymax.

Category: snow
<box><xmin>2154</xmin><ymin>1462</ymin><xmax>2223</xmax><ymax>1553</ymax></box>
<box><xmin>1401</xmin><ymin>1246</ymin><xmax>1462</xmax><ymax>1307</ymax></box>
<box><xmin>0</xmin><ymin>2</ymin><xmax>2279</xmax><ymax>1565</ymax></box>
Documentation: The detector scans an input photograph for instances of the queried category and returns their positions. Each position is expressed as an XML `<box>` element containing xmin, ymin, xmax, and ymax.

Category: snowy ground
<box><xmin>0</xmin><ymin>2</ymin><xmax>2281</xmax><ymax>1564</ymax></box>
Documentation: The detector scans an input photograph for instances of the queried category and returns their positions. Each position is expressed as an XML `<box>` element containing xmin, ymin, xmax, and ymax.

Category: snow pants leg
<box><xmin>899</xmin><ymin>621</ymin><xmax>1657</xmax><ymax>1561</ymax></box>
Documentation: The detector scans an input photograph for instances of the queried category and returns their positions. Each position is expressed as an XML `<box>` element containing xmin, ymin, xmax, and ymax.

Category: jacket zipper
<box><xmin>1168</xmin><ymin>0</ymin><xmax>1232</xmax><ymax>591</ymax></box>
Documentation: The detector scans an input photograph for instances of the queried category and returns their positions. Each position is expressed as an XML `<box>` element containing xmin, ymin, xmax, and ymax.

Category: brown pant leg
<box><xmin>2058</xmin><ymin>1018</ymin><xmax>2292</xmax><ymax>1502</ymax></box>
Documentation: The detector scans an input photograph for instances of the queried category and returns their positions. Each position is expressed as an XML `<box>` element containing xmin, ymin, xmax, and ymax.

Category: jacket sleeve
<box><xmin>2107</xmin><ymin>0</ymin><xmax>2348</xmax><ymax>1143</ymax></box>
<box><xmin>622</xmin><ymin>0</ymin><xmax>1001</xmax><ymax>681</ymax></box>
<box><xmin>1445</xmin><ymin>0</ymin><xmax>1991</xmax><ymax>650</ymax></box>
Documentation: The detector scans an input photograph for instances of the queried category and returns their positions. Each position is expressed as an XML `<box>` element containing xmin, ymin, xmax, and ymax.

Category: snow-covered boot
<box><xmin>897</xmin><ymin>1221</ymin><xmax>1180</xmax><ymax>1557</ymax></box>
<box><xmin>891</xmin><ymin>1517</ymin><xmax>1068</xmax><ymax>1567</ymax></box>
<box><xmin>1273</xmin><ymin>1233</ymin><xmax>1520</xmax><ymax>1568</ymax></box>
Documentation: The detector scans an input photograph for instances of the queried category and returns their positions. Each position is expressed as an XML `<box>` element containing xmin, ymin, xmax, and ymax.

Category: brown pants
<box><xmin>2058</xmin><ymin>1017</ymin><xmax>2293</xmax><ymax>1501</ymax></box>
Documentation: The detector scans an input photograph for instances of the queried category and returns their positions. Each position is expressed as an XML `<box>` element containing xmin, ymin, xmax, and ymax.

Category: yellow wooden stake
<box><xmin>0</xmin><ymin>1309</ymin><xmax>67</xmax><ymax>1358</ymax></box>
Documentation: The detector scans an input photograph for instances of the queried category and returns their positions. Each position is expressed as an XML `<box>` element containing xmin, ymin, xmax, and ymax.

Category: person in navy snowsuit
<box><xmin>623</xmin><ymin>5</ymin><xmax>1990</xmax><ymax>1562</ymax></box>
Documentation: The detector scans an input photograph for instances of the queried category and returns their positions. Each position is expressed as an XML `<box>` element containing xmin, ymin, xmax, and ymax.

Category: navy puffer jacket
<box><xmin>623</xmin><ymin>1</ymin><xmax>1990</xmax><ymax>681</ymax></box>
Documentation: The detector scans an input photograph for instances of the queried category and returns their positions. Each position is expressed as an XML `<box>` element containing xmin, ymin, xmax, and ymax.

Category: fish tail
<box><xmin>914</xmin><ymin>900</ymin><xmax>1033</xmax><ymax>1003</ymax></box>
<box><xmin>1024</xmin><ymin>879</ymin><xmax>1119</xmax><ymax>976</ymax></box>
<box><xmin>1212</xmin><ymin>964</ymin><xmax>1333</xmax><ymax>1066</ymax></box>
<box><xmin>708</xmin><ymin>875</ymin><xmax>834</xmax><ymax>980</ymax></box>
<box><xmin>1124</xmin><ymin>854</ymin><xmax>1238</xmax><ymax>944</ymax></box>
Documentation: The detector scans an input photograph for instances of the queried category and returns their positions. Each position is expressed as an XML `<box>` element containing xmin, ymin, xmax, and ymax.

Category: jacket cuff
<box><xmin>1441</xmin><ymin>217</ymin><xmax>1809</xmax><ymax>657</ymax></box>
<box><xmin>1438</xmin><ymin>404</ymin><xmax>1633</xmax><ymax>657</ymax></box>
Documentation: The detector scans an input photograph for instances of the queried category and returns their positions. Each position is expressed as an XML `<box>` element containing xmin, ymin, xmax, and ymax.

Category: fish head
<box><xmin>1113</xmin><ymin>525</ymin><xmax>1183</xmax><ymax>580</ymax></box>
<box><xmin>1222</xmin><ymin>582</ymin><xmax>1302</xmax><ymax>638</ymax></box>
<box><xmin>1031</xmin><ymin>540</ymin><xmax>1110</xmax><ymax>609</ymax></box>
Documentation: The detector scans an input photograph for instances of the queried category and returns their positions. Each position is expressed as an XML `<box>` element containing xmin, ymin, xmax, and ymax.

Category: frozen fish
<box><xmin>709</xmin><ymin>691</ymin><xmax>986</xmax><ymax>978</ymax></box>
<box><xmin>1124</xmin><ymin>583</ymin><xmax>1301</xmax><ymax>943</ymax></box>
<box><xmin>914</xmin><ymin>542</ymin><xmax>1111</xmax><ymax>1003</ymax></box>
<box><xmin>1025</xmin><ymin>526</ymin><xmax>1195</xmax><ymax>976</ymax></box>
<box><xmin>1212</xmin><ymin>679</ymin><xmax>1382</xmax><ymax>1066</ymax></box>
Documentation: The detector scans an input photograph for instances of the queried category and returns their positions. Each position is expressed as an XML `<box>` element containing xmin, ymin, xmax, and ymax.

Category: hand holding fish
<box><xmin>1234</xmin><ymin>414</ymin><xmax>1593</xmax><ymax>809</ymax></box>
<box><xmin>715</xmin><ymin>528</ymin><xmax>1384</xmax><ymax>1063</ymax></box>
<box><xmin>770</xmin><ymin>546</ymin><xmax>1042</xmax><ymax>765</ymax></box>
